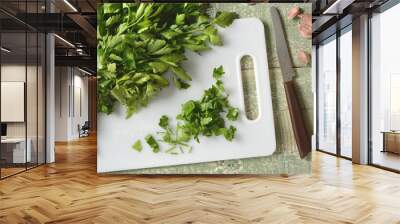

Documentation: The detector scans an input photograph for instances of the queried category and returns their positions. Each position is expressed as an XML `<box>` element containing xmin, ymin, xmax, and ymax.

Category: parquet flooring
<box><xmin>0</xmin><ymin>167</ymin><xmax>26</xmax><ymax>178</ymax></box>
<box><xmin>1</xmin><ymin>135</ymin><xmax>400</xmax><ymax>223</ymax></box>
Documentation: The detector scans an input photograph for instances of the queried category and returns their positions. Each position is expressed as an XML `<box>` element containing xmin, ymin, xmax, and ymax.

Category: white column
<box><xmin>45</xmin><ymin>0</ymin><xmax>56</xmax><ymax>163</ymax></box>
<box><xmin>46</xmin><ymin>32</ymin><xmax>55</xmax><ymax>163</ymax></box>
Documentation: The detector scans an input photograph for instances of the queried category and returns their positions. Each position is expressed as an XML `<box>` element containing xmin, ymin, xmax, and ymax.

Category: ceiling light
<box><xmin>76</xmin><ymin>48</ymin><xmax>87</xmax><ymax>56</ymax></box>
<box><xmin>54</xmin><ymin>34</ymin><xmax>75</xmax><ymax>48</ymax></box>
<box><xmin>323</xmin><ymin>0</ymin><xmax>355</xmax><ymax>15</ymax></box>
<box><xmin>78</xmin><ymin>67</ymin><xmax>92</xmax><ymax>76</ymax></box>
<box><xmin>1</xmin><ymin>47</ymin><xmax>11</xmax><ymax>53</ymax></box>
<box><xmin>63</xmin><ymin>0</ymin><xmax>78</xmax><ymax>12</ymax></box>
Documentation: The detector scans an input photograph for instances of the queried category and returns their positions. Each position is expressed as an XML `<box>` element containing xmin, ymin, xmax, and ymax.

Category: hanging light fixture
<box><xmin>63</xmin><ymin>0</ymin><xmax>78</xmax><ymax>12</ymax></box>
<box><xmin>78</xmin><ymin>67</ymin><xmax>93</xmax><ymax>76</ymax></box>
<box><xmin>1</xmin><ymin>47</ymin><xmax>11</xmax><ymax>53</ymax></box>
<box><xmin>54</xmin><ymin>34</ymin><xmax>75</xmax><ymax>48</ymax></box>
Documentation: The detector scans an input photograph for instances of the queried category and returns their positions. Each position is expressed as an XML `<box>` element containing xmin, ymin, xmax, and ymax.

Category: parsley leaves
<box><xmin>132</xmin><ymin>140</ymin><xmax>142</xmax><ymax>152</ymax></box>
<box><xmin>134</xmin><ymin>66</ymin><xmax>239</xmax><ymax>154</ymax></box>
<box><xmin>145</xmin><ymin>134</ymin><xmax>160</xmax><ymax>153</ymax></box>
<box><xmin>97</xmin><ymin>3</ymin><xmax>238</xmax><ymax>118</ymax></box>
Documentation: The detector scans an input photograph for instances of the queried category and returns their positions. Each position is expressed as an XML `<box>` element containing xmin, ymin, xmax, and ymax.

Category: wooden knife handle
<box><xmin>284</xmin><ymin>80</ymin><xmax>311</xmax><ymax>159</ymax></box>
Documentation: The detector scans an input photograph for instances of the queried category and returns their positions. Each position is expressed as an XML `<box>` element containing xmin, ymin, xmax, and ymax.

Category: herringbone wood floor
<box><xmin>1</xmin><ymin>135</ymin><xmax>400</xmax><ymax>224</ymax></box>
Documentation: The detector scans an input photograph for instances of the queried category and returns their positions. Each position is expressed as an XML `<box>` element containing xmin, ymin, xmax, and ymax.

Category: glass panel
<box><xmin>0</xmin><ymin>0</ymin><xmax>46</xmax><ymax>178</ymax></box>
<box><xmin>27</xmin><ymin>31</ymin><xmax>38</xmax><ymax>169</ymax></box>
<box><xmin>390</xmin><ymin>75</ymin><xmax>400</xmax><ymax>130</ymax></box>
<box><xmin>26</xmin><ymin>0</ymin><xmax>39</xmax><ymax>169</ymax></box>
<box><xmin>371</xmin><ymin>4</ymin><xmax>400</xmax><ymax>171</ymax></box>
<box><xmin>317</xmin><ymin>36</ymin><xmax>337</xmax><ymax>154</ymax></box>
<box><xmin>1</xmin><ymin>31</ymin><xmax>27</xmax><ymax>177</ymax></box>
<box><xmin>38</xmin><ymin>32</ymin><xmax>45</xmax><ymax>165</ymax></box>
<box><xmin>340</xmin><ymin>28</ymin><xmax>352</xmax><ymax>158</ymax></box>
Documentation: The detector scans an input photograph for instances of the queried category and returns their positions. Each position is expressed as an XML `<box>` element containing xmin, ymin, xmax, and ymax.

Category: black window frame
<box><xmin>315</xmin><ymin>22</ymin><xmax>353</xmax><ymax>161</ymax></box>
<box><xmin>367</xmin><ymin>0</ymin><xmax>400</xmax><ymax>173</ymax></box>
<box><xmin>315</xmin><ymin>0</ymin><xmax>400</xmax><ymax>173</ymax></box>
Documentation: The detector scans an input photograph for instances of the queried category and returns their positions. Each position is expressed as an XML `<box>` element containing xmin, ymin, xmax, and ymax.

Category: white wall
<box><xmin>1</xmin><ymin>65</ymin><xmax>27</xmax><ymax>141</ymax></box>
<box><xmin>71</xmin><ymin>72</ymin><xmax>89</xmax><ymax>139</ymax></box>
<box><xmin>54</xmin><ymin>67</ymin><xmax>89</xmax><ymax>141</ymax></box>
<box><xmin>55</xmin><ymin>67</ymin><xmax>69</xmax><ymax>141</ymax></box>
<box><xmin>1</xmin><ymin>82</ymin><xmax>25</xmax><ymax>122</ymax></box>
<box><xmin>1</xmin><ymin>63</ymin><xmax>46</xmax><ymax>164</ymax></box>
<box><xmin>1</xmin><ymin>65</ymin><xmax>39</xmax><ymax>137</ymax></box>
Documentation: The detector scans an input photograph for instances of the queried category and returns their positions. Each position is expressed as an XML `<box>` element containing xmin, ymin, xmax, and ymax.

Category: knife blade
<box><xmin>270</xmin><ymin>7</ymin><xmax>311</xmax><ymax>159</ymax></box>
<box><xmin>270</xmin><ymin>7</ymin><xmax>295</xmax><ymax>82</ymax></box>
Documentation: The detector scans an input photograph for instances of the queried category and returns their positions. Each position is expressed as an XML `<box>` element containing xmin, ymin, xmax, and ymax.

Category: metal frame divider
<box><xmin>0</xmin><ymin>18</ymin><xmax>2</xmax><ymax>179</ymax></box>
<box><xmin>0</xmin><ymin>0</ymin><xmax>48</xmax><ymax>180</ymax></box>
<box><xmin>25</xmin><ymin>0</ymin><xmax>28</xmax><ymax>172</ymax></box>
<box><xmin>336</xmin><ymin>20</ymin><xmax>341</xmax><ymax>158</ymax></box>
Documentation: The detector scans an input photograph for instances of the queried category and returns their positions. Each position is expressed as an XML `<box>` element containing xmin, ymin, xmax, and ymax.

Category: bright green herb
<box><xmin>157</xmin><ymin>116</ymin><xmax>192</xmax><ymax>154</ymax></box>
<box><xmin>174</xmin><ymin>66</ymin><xmax>239</xmax><ymax>144</ymax></box>
<box><xmin>139</xmin><ymin>66</ymin><xmax>239</xmax><ymax>154</ymax></box>
<box><xmin>145</xmin><ymin>134</ymin><xmax>160</xmax><ymax>153</ymax></box>
<box><xmin>212</xmin><ymin>65</ymin><xmax>225</xmax><ymax>79</ymax></box>
<box><xmin>132</xmin><ymin>140</ymin><xmax>142</xmax><ymax>152</ymax></box>
<box><xmin>97</xmin><ymin>3</ymin><xmax>238</xmax><ymax>118</ymax></box>
<box><xmin>227</xmin><ymin>107</ymin><xmax>239</xmax><ymax>121</ymax></box>
<box><xmin>213</xmin><ymin>11</ymin><xmax>240</xmax><ymax>28</ymax></box>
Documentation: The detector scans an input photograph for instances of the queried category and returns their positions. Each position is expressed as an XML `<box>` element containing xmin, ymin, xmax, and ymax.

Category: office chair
<box><xmin>79</xmin><ymin>121</ymin><xmax>90</xmax><ymax>138</ymax></box>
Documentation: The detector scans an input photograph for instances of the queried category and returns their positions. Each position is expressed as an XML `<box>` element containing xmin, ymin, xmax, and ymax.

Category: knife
<box><xmin>270</xmin><ymin>7</ymin><xmax>311</xmax><ymax>159</ymax></box>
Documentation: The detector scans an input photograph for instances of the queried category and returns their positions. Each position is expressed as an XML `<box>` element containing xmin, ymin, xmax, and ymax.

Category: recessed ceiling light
<box><xmin>63</xmin><ymin>0</ymin><xmax>78</xmax><ymax>12</ymax></box>
<box><xmin>1</xmin><ymin>47</ymin><xmax>11</xmax><ymax>53</ymax></box>
<box><xmin>54</xmin><ymin>34</ymin><xmax>75</xmax><ymax>48</ymax></box>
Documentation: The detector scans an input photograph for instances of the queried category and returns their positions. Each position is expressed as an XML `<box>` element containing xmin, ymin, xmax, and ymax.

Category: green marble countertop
<box><xmin>115</xmin><ymin>3</ymin><xmax>313</xmax><ymax>175</ymax></box>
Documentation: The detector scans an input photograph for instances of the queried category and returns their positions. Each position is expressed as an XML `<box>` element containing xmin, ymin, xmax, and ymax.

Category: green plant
<box><xmin>132</xmin><ymin>140</ymin><xmax>142</xmax><ymax>152</ymax></box>
<box><xmin>145</xmin><ymin>134</ymin><xmax>160</xmax><ymax>153</ymax></box>
<box><xmin>136</xmin><ymin>66</ymin><xmax>239</xmax><ymax>154</ymax></box>
<box><xmin>97</xmin><ymin>3</ymin><xmax>238</xmax><ymax>118</ymax></box>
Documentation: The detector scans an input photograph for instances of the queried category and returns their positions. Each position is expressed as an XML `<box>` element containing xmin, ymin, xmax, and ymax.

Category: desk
<box><xmin>1</xmin><ymin>138</ymin><xmax>31</xmax><ymax>163</ymax></box>
<box><xmin>382</xmin><ymin>131</ymin><xmax>400</xmax><ymax>155</ymax></box>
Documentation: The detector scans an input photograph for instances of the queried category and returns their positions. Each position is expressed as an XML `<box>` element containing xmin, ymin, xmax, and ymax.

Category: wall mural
<box><xmin>97</xmin><ymin>3</ymin><xmax>312</xmax><ymax>174</ymax></box>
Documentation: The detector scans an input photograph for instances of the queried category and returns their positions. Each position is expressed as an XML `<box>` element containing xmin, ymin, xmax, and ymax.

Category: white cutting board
<box><xmin>97</xmin><ymin>18</ymin><xmax>276</xmax><ymax>173</ymax></box>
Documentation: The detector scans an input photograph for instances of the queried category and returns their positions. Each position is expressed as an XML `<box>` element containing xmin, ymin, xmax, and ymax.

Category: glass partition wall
<box><xmin>0</xmin><ymin>2</ymin><xmax>46</xmax><ymax>179</ymax></box>
<box><xmin>370</xmin><ymin>3</ymin><xmax>400</xmax><ymax>172</ymax></box>
<box><xmin>316</xmin><ymin>26</ymin><xmax>353</xmax><ymax>159</ymax></box>
<box><xmin>339</xmin><ymin>26</ymin><xmax>352</xmax><ymax>159</ymax></box>
<box><xmin>0</xmin><ymin>31</ymin><xmax>27</xmax><ymax>177</ymax></box>
<box><xmin>316</xmin><ymin>0</ymin><xmax>400</xmax><ymax>171</ymax></box>
<box><xmin>317</xmin><ymin>35</ymin><xmax>337</xmax><ymax>155</ymax></box>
